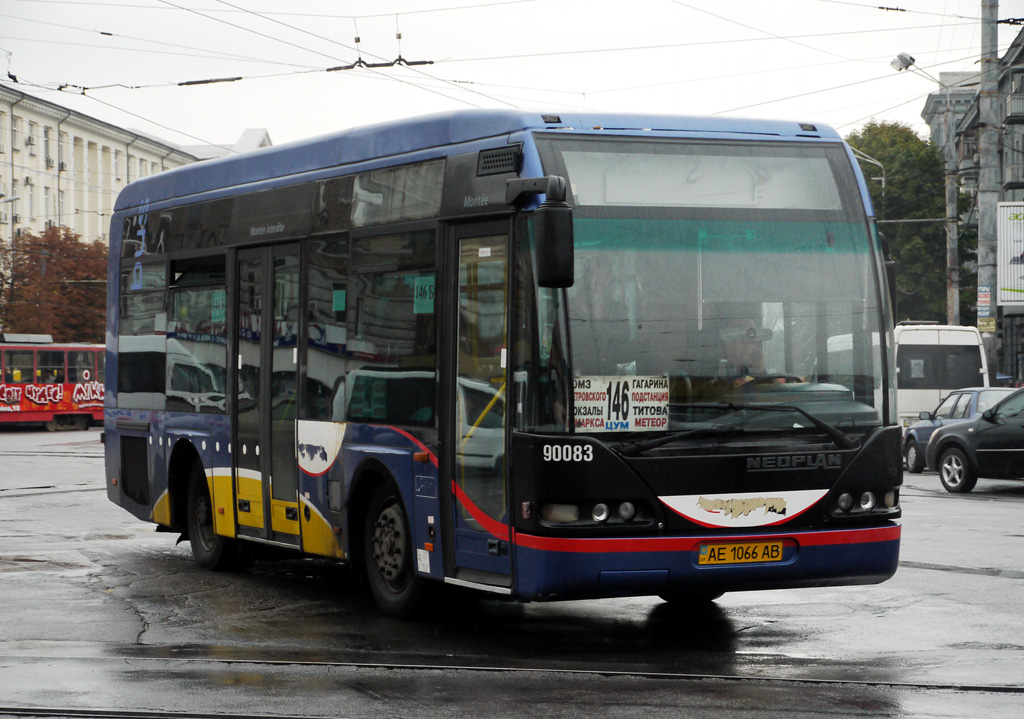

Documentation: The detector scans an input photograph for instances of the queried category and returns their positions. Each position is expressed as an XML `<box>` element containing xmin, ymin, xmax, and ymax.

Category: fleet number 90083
<box><xmin>542</xmin><ymin>444</ymin><xmax>594</xmax><ymax>462</ymax></box>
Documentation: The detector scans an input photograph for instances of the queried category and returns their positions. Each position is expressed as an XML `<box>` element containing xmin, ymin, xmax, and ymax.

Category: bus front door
<box><xmin>234</xmin><ymin>244</ymin><xmax>302</xmax><ymax>547</ymax></box>
<box><xmin>450</xmin><ymin>227</ymin><xmax>512</xmax><ymax>587</ymax></box>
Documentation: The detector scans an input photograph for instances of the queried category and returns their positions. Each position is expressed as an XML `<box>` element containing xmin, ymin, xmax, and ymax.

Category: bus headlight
<box><xmin>541</xmin><ymin>504</ymin><xmax>580</xmax><ymax>523</ymax></box>
<box><xmin>592</xmin><ymin>503</ymin><xmax>610</xmax><ymax>522</ymax></box>
<box><xmin>837</xmin><ymin>493</ymin><xmax>854</xmax><ymax>512</ymax></box>
<box><xmin>860</xmin><ymin>492</ymin><xmax>877</xmax><ymax>511</ymax></box>
<box><xmin>617</xmin><ymin>501</ymin><xmax>636</xmax><ymax>521</ymax></box>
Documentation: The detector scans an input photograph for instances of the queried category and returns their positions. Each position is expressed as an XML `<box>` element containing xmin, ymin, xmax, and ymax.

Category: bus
<box><xmin>103</xmin><ymin>110</ymin><xmax>902</xmax><ymax>617</ymax></box>
<box><xmin>893</xmin><ymin>321</ymin><xmax>989</xmax><ymax>429</ymax></box>
<box><xmin>1</xmin><ymin>333</ymin><xmax>104</xmax><ymax>430</ymax></box>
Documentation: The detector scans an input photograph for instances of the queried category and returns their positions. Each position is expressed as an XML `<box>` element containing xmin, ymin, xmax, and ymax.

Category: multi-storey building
<box><xmin>922</xmin><ymin>27</ymin><xmax>1024</xmax><ymax>381</ymax></box>
<box><xmin>0</xmin><ymin>86</ymin><xmax>270</xmax><ymax>246</ymax></box>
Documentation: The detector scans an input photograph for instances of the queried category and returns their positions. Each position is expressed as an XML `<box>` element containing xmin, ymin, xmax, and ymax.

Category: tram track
<box><xmin>0</xmin><ymin>450</ymin><xmax>103</xmax><ymax>459</ymax></box>
<box><xmin>0</xmin><ymin>651</ymin><xmax>1021</xmax><ymax>700</ymax></box>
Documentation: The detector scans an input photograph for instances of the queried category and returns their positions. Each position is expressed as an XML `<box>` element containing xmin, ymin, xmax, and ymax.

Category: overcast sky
<box><xmin>2</xmin><ymin>0</ymin><xmax>1022</xmax><ymax>152</ymax></box>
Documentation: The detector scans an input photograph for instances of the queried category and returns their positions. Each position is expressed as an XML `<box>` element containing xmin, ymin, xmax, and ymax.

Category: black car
<box><xmin>925</xmin><ymin>387</ymin><xmax>1024</xmax><ymax>493</ymax></box>
<box><xmin>903</xmin><ymin>387</ymin><xmax>1016</xmax><ymax>473</ymax></box>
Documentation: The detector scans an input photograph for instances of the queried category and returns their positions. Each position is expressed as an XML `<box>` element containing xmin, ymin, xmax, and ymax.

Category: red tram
<box><xmin>0</xmin><ymin>334</ymin><xmax>104</xmax><ymax>430</ymax></box>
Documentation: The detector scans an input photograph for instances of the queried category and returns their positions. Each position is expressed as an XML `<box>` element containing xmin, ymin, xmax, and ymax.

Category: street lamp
<box><xmin>892</xmin><ymin>52</ymin><xmax>960</xmax><ymax>326</ymax></box>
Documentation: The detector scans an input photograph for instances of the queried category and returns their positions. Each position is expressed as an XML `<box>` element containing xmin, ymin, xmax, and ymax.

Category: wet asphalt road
<box><xmin>0</xmin><ymin>428</ymin><xmax>1021</xmax><ymax>718</ymax></box>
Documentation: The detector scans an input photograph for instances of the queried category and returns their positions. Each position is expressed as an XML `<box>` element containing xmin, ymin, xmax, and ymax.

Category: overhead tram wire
<box><xmin>443</xmin><ymin>20</ymin><xmax>976</xmax><ymax>64</ymax></box>
<box><xmin>0</xmin><ymin>11</ymin><xmax>323</xmax><ymax>71</ymax></box>
<box><xmin>714</xmin><ymin>51</ymin><xmax>989</xmax><ymax>117</ymax></box>
<box><xmin>6</xmin><ymin>0</ymin><xmax>541</xmax><ymax>20</ymax></box>
<box><xmin>668</xmin><ymin>0</ymin><xmax>857</xmax><ymax>64</ymax></box>
<box><xmin>0</xmin><ymin>79</ymin><xmax>236</xmax><ymax>155</ymax></box>
<box><xmin>7</xmin><ymin>1</ymin><xmax>504</xmax><ymax>111</ymax></box>
<box><xmin>809</xmin><ymin>0</ymin><xmax>980</xmax><ymax>21</ymax></box>
<box><xmin>158</xmin><ymin>0</ymin><xmax>505</xmax><ymax>109</ymax></box>
<box><xmin>584</xmin><ymin>46</ymin><xmax>980</xmax><ymax>97</ymax></box>
<box><xmin>207</xmin><ymin>0</ymin><xmax>517</xmax><ymax>109</ymax></box>
<box><xmin>147</xmin><ymin>0</ymin><xmax>493</xmax><ymax>109</ymax></box>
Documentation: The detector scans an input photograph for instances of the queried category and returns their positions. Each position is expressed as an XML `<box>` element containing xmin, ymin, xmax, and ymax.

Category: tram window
<box><xmin>68</xmin><ymin>351</ymin><xmax>95</xmax><ymax>383</ymax></box>
<box><xmin>37</xmin><ymin>350</ymin><xmax>65</xmax><ymax>383</ymax></box>
<box><xmin>3</xmin><ymin>350</ymin><xmax>34</xmax><ymax>384</ymax></box>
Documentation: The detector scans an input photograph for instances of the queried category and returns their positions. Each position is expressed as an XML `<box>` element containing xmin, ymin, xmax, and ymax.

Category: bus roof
<box><xmin>115</xmin><ymin>110</ymin><xmax>843</xmax><ymax>212</ymax></box>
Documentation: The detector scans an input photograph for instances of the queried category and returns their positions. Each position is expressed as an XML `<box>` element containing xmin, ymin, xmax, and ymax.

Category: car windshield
<box><xmin>977</xmin><ymin>388</ymin><xmax>1016</xmax><ymax>414</ymax></box>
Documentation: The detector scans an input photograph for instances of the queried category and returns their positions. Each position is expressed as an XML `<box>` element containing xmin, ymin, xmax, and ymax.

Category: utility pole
<box><xmin>891</xmin><ymin>52</ymin><xmax>960</xmax><ymax>324</ymax></box>
<box><xmin>943</xmin><ymin>82</ymin><xmax>960</xmax><ymax>326</ymax></box>
<box><xmin>978</xmin><ymin>0</ymin><xmax>1000</xmax><ymax>377</ymax></box>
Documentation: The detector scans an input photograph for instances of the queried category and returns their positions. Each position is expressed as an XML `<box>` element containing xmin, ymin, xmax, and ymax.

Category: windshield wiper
<box><xmin>689</xmin><ymin>402</ymin><xmax>859</xmax><ymax>450</ymax></box>
<box><xmin>616</xmin><ymin>424</ymin><xmax>742</xmax><ymax>457</ymax></box>
<box><xmin>616</xmin><ymin>402</ymin><xmax>858</xmax><ymax>457</ymax></box>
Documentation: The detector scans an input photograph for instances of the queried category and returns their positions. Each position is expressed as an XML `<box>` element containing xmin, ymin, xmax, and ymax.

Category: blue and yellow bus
<box><xmin>104</xmin><ymin>111</ymin><xmax>902</xmax><ymax>617</ymax></box>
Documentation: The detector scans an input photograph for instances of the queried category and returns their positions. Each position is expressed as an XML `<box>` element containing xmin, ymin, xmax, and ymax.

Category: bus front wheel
<box><xmin>186</xmin><ymin>465</ymin><xmax>249</xmax><ymax>570</ymax></box>
<box><xmin>364</xmin><ymin>480</ymin><xmax>423</xmax><ymax>618</ymax></box>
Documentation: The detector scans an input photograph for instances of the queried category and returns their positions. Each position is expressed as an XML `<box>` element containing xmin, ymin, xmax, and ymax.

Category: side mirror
<box><xmin>507</xmin><ymin>176</ymin><xmax>575</xmax><ymax>288</ymax></box>
<box><xmin>919</xmin><ymin>411</ymin><xmax>931</xmax><ymax>421</ymax></box>
<box><xmin>982</xmin><ymin>408</ymin><xmax>997</xmax><ymax>423</ymax></box>
<box><xmin>534</xmin><ymin>199</ymin><xmax>574</xmax><ymax>288</ymax></box>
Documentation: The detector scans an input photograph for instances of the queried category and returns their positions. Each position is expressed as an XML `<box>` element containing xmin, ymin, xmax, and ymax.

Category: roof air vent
<box><xmin>477</xmin><ymin>146</ymin><xmax>522</xmax><ymax>176</ymax></box>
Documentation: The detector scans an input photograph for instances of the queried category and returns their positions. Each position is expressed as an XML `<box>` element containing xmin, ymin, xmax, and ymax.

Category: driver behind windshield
<box><xmin>689</xmin><ymin>307</ymin><xmax>801</xmax><ymax>395</ymax></box>
<box><xmin>719</xmin><ymin>319</ymin><xmax>770</xmax><ymax>387</ymax></box>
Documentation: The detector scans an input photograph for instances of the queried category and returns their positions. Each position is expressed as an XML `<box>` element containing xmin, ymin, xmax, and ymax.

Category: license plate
<box><xmin>698</xmin><ymin>541</ymin><xmax>784</xmax><ymax>565</ymax></box>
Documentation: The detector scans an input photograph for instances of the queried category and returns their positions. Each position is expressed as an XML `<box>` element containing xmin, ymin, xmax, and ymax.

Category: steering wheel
<box><xmin>747</xmin><ymin>374</ymin><xmax>804</xmax><ymax>385</ymax></box>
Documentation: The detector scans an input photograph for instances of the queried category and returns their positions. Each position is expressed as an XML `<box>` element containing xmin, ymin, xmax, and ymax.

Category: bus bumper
<box><xmin>510</xmin><ymin>523</ymin><xmax>901</xmax><ymax>601</ymax></box>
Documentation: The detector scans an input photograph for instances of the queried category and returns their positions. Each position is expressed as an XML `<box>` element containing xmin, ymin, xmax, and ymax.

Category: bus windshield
<box><xmin>531</xmin><ymin>136</ymin><xmax>887</xmax><ymax>436</ymax></box>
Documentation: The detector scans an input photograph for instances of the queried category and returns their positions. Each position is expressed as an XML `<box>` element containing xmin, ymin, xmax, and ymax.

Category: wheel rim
<box><xmin>942</xmin><ymin>454</ymin><xmax>964</xmax><ymax>487</ymax></box>
<box><xmin>906</xmin><ymin>444</ymin><xmax>918</xmax><ymax>467</ymax></box>
<box><xmin>372</xmin><ymin>502</ymin><xmax>409</xmax><ymax>593</ymax></box>
<box><xmin>193</xmin><ymin>488</ymin><xmax>217</xmax><ymax>551</ymax></box>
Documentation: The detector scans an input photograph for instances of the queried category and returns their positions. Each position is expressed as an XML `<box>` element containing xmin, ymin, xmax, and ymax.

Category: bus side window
<box><xmin>304</xmin><ymin>235</ymin><xmax>349</xmax><ymax>421</ymax></box>
<box><xmin>344</xmin><ymin>231</ymin><xmax>437</xmax><ymax>426</ymax></box>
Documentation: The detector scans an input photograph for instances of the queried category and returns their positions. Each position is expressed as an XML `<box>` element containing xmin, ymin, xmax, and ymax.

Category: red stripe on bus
<box><xmin>447</xmin><ymin>483</ymin><xmax>899</xmax><ymax>554</ymax></box>
<box><xmin>512</xmin><ymin>524</ymin><xmax>900</xmax><ymax>554</ymax></box>
<box><xmin>387</xmin><ymin>426</ymin><xmax>439</xmax><ymax>467</ymax></box>
<box><xmin>451</xmin><ymin>479</ymin><xmax>510</xmax><ymax>541</ymax></box>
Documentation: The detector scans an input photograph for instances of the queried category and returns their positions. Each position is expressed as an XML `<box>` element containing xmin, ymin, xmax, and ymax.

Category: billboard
<box><xmin>997</xmin><ymin>202</ymin><xmax>1024</xmax><ymax>313</ymax></box>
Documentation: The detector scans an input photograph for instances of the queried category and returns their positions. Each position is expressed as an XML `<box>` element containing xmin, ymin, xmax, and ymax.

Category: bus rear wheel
<box><xmin>364</xmin><ymin>480</ymin><xmax>423</xmax><ymax>618</ymax></box>
<box><xmin>186</xmin><ymin>465</ymin><xmax>249</xmax><ymax>570</ymax></box>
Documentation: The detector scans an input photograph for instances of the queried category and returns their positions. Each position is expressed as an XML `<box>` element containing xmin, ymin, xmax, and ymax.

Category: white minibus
<box><xmin>894</xmin><ymin>322</ymin><xmax>989</xmax><ymax>428</ymax></box>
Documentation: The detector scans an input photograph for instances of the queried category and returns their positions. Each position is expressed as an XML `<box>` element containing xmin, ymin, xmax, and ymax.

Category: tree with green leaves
<box><xmin>0</xmin><ymin>226</ymin><xmax>106</xmax><ymax>343</ymax></box>
<box><xmin>845</xmin><ymin>120</ymin><xmax>977</xmax><ymax>325</ymax></box>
